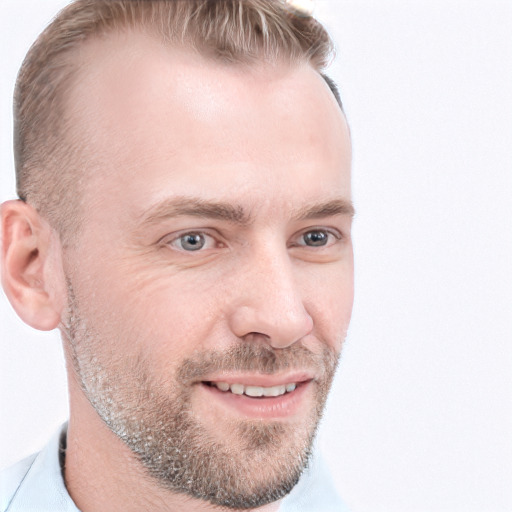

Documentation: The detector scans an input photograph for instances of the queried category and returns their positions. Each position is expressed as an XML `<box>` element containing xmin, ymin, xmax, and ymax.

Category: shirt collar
<box><xmin>6</xmin><ymin>423</ymin><xmax>80</xmax><ymax>512</ymax></box>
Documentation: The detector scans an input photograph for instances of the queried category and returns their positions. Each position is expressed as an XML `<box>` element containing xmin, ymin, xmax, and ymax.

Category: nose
<box><xmin>227</xmin><ymin>247</ymin><xmax>313</xmax><ymax>349</ymax></box>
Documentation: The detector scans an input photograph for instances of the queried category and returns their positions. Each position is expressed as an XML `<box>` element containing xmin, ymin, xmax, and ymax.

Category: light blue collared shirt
<box><xmin>1</xmin><ymin>425</ymin><xmax>349</xmax><ymax>512</ymax></box>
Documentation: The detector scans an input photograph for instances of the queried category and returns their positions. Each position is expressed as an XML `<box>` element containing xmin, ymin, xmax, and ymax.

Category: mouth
<box><xmin>197</xmin><ymin>374</ymin><xmax>314</xmax><ymax>420</ymax></box>
<box><xmin>203</xmin><ymin>380</ymin><xmax>300</xmax><ymax>398</ymax></box>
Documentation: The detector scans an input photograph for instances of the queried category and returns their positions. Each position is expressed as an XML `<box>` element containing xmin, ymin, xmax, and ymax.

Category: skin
<box><xmin>1</xmin><ymin>31</ymin><xmax>353</xmax><ymax>512</ymax></box>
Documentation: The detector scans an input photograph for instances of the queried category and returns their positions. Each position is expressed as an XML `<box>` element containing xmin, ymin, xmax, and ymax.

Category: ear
<box><xmin>1</xmin><ymin>200</ymin><xmax>65</xmax><ymax>331</ymax></box>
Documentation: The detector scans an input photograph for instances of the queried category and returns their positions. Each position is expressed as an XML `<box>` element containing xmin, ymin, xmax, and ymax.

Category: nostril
<box><xmin>243</xmin><ymin>332</ymin><xmax>271</xmax><ymax>343</ymax></box>
<box><xmin>228</xmin><ymin>298</ymin><xmax>312</xmax><ymax>348</ymax></box>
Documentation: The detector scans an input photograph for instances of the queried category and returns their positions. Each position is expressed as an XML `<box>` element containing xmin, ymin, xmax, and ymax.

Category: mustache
<box><xmin>177</xmin><ymin>342</ymin><xmax>339</xmax><ymax>382</ymax></box>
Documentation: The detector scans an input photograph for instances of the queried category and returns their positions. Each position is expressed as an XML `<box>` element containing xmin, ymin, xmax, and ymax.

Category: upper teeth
<box><xmin>213</xmin><ymin>382</ymin><xmax>297</xmax><ymax>397</ymax></box>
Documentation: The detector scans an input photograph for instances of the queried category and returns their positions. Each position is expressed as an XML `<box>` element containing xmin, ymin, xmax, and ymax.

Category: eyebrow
<box><xmin>137</xmin><ymin>197</ymin><xmax>252</xmax><ymax>227</ymax></box>
<box><xmin>137</xmin><ymin>196</ymin><xmax>355</xmax><ymax>228</ymax></box>
<box><xmin>291</xmin><ymin>198</ymin><xmax>355</xmax><ymax>220</ymax></box>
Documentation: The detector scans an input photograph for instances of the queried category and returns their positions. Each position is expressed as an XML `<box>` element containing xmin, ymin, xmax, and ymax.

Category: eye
<box><xmin>165</xmin><ymin>231</ymin><xmax>217</xmax><ymax>252</ymax></box>
<box><xmin>296</xmin><ymin>228</ymin><xmax>341</xmax><ymax>248</ymax></box>
<box><xmin>303</xmin><ymin>230</ymin><xmax>329</xmax><ymax>247</ymax></box>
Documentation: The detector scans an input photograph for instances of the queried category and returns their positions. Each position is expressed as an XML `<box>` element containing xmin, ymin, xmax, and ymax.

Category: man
<box><xmin>1</xmin><ymin>0</ymin><xmax>353</xmax><ymax>510</ymax></box>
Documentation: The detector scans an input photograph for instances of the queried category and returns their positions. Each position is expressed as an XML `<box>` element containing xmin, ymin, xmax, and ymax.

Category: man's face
<box><xmin>61</xmin><ymin>32</ymin><xmax>353</xmax><ymax>508</ymax></box>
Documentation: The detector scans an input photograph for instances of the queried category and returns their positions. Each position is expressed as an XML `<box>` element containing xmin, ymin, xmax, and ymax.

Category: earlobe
<box><xmin>1</xmin><ymin>200</ymin><xmax>64</xmax><ymax>331</ymax></box>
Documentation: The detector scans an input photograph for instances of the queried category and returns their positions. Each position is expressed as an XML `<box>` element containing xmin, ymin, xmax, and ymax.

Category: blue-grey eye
<box><xmin>303</xmin><ymin>230</ymin><xmax>328</xmax><ymax>247</ymax></box>
<box><xmin>180</xmin><ymin>233</ymin><xmax>205</xmax><ymax>251</ymax></box>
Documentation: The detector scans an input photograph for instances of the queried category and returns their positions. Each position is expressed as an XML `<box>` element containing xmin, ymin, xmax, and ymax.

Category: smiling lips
<box><xmin>206</xmin><ymin>381</ymin><xmax>298</xmax><ymax>398</ymax></box>
<box><xmin>200</xmin><ymin>375</ymin><xmax>315</xmax><ymax>418</ymax></box>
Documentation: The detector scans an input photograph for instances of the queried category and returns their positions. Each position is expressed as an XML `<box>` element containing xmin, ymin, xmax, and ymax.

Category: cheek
<box><xmin>69</xmin><ymin>256</ymin><xmax>229</xmax><ymax>371</ymax></box>
<box><xmin>303</xmin><ymin>262</ymin><xmax>354</xmax><ymax>351</ymax></box>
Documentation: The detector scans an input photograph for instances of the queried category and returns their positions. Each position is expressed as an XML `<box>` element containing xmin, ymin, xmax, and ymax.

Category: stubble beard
<box><xmin>63</xmin><ymin>280</ymin><xmax>340</xmax><ymax>509</ymax></box>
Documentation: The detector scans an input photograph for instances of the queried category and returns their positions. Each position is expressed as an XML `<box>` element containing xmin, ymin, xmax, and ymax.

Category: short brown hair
<box><xmin>14</xmin><ymin>0</ymin><xmax>342</xmax><ymax>241</ymax></box>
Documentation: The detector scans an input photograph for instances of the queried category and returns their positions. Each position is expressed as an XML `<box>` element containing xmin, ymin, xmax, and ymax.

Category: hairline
<box><xmin>15</xmin><ymin>2</ymin><xmax>345</xmax><ymax>244</ymax></box>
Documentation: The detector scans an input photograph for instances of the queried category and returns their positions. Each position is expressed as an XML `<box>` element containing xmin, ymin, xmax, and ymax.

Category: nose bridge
<box><xmin>228</xmin><ymin>238</ymin><xmax>313</xmax><ymax>348</ymax></box>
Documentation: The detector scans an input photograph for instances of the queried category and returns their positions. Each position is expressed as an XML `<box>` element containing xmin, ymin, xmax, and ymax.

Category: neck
<box><xmin>64</xmin><ymin>376</ymin><xmax>281</xmax><ymax>512</ymax></box>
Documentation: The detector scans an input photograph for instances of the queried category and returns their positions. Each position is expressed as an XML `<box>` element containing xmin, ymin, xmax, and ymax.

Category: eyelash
<box><xmin>164</xmin><ymin>231</ymin><xmax>219</xmax><ymax>252</ymax></box>
<box><xmin>160</xmin><ymin>227</ymin><xmax>343</xmax><ymax>253</ymax></box>
<box><xmin>292</xmin><ymin>228</ymin><xmax>342</xmax><ymax>248</ymax></box>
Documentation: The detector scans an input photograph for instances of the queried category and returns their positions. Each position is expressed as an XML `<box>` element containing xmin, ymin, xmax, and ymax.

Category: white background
<box><xmin>1</xmin><ymin>1</ymin><xmax>511</xmax><ymax>511</ymax></box>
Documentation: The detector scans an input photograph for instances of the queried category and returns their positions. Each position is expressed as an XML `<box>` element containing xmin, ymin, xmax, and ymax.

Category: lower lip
<box><xmin>199</xmin><ymin>381</ymin><xmax>313</xmax><ymax>420</ymax></box>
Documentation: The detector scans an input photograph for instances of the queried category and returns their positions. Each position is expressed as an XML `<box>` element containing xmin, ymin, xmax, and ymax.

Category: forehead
<box><xmin>66</xmin><ymin>31</ymin><xmax>351</xmax><ymax>221</ymax></box>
